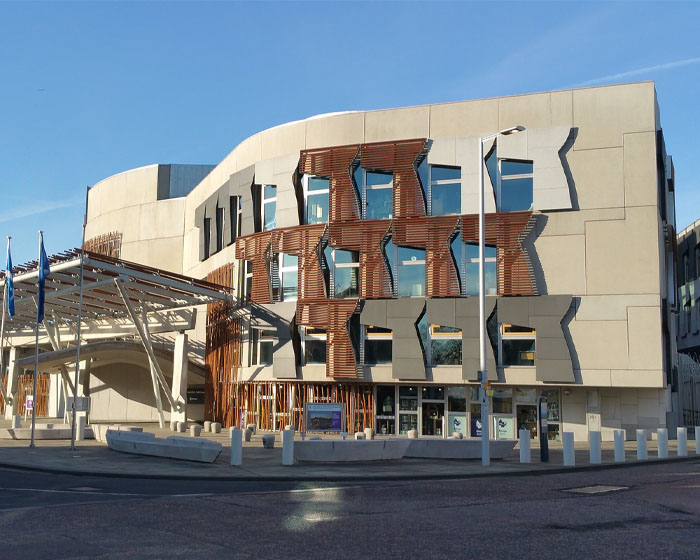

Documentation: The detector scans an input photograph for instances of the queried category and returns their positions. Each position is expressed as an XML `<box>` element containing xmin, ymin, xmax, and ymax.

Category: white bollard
<box><xmin>282</xmin><ymin>429</ymin><xmax>294</xmax><ymax>466</ymax></box>
<box><xmin>170</xmin><ymin>420</ymin><xmax>178</xmax><ymax>432</ymax></box>
<box><xmin>696</xmin><ymin>427</ymin><xmax>700</xmax><ymax>455</ymax></box>
<box><xmin>519</xmin><ymin>429</ymin><xmax>530</xmax><ymax>463</ymax></box>
<box><xmin>364</xmin><ymin>427</ymin><xmax>374</xmax><ymax>440</ymax></box>
<box><xmin>589</xmin><ymin>431</ymin><xmax>601</xmax><ymax>465</ymax></box>
<box><xmin>76</xmin><ymin>416</ymin><xmax>86</xmax><ymax>441</ymax></box>
<box><xmin>563</xmin><ymin>432</ymin><xmax>575</xmax><ymax>466</ymax></box>
<box><xmin>229</xmin><ymin>427</ymin><xmax>242</xmax><ymax>466</ymax></box>
<box><xmin>614</xmin><ymin>429</ymin><xmax>626</xmax><ymax>463</ymax></box>
<box><xmin>677</xmin><ymin>427</ymin><xmax>688</xmax><ymax>457</ymax></box>
<box><xmin>637</xmin><ymin>429</ymin><xmax>648</xmax><ymax>460</ymax></box>
<box><xmin>657</xmin><ymin>428</ymin><xmax>668</xmax><ymax>459</ymax></box>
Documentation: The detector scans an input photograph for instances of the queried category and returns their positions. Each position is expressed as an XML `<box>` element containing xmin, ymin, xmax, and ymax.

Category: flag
<box><xmin>5</xmin><ymin>240</ymin><xmax>14</xmax><ymax>318</ymax></box>
<box><xmin>37</xmin><ymin>234</ymin><xmax>50</xmax><ymax>324</ymax></box>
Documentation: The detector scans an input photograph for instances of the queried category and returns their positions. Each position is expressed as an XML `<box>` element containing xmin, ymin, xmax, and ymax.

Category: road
<box><xmin>0</xmin><ymin>459</ymin><xmax>699</xmax><ymax>559</ymax></box>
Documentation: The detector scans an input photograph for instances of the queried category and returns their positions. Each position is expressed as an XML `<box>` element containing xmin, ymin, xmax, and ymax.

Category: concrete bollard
<box><xmin>246</xmin><ymin>423</ymin><xmax>257</xmax><ymax>434</ymax></box>
<box><xmin>190</xmin><ymin>424</ymin><xmax>202</xmax><ymax>437</ymax></box>
<box><xmin>519</xmin><ymin>429</ymin><xmax>530</xmax><ymax>463</ymax></box>
<box><xmin>170</xmin><ymin>420</ymin><xmax>178</xmax><ymax>432</ymax></box>
<box><xmin>614</xmin><ymin>429</ymin><xmax>626</xmax><ymax>463</ymax></box>
<box><xmin>76</xmin><ymin>416</ymin><xmax>86</xmax><ymax>441</ymax></box>
<box><xmin>203</xmin><ymin>421</ymin><xmax>212</xmax><ymax>432</ymax></box>
<box><xmin>285</xmin><ymin>424</ymin><xmax>294</xmax><ymax>432</ymax></box>
<box><xmin>364</xmin><ymin>427</ymin><xmax>374</xmax><ymax>440</ymax></box>
<box><xmin>354</xmin><ymin>432</ymin><xmax>365</xmax><ymax>440</ymax></box>
<box><xmin>637</xmin><ymin>429</ymin><xmax>648</xmax><ymax>460</ymax></box>
<box><xmin>589</xmin><ymin>431</ymin><xmax>601</xmax><ymax>465</ymax></box>
<box><xmin>696</xmin><ymin>427</ymin><xmax>700</xmax><ymax>455</ymax></box>
<box><xmin>563</xmin><ymin>432</ymin><xmax>575</xmax><ymax>466</ymax></box>
<box><xmin>282</xmin><ymin>429</ymin><xmax>294</xmax><ymax>466</ymax></box>
<box><xmin>230</xmin><ymin>427</ymin><xmax>242</xmax><ymax>466</ymax></box>
<box><xmin>11</xmin><ymin>415</ymin><xmax>21</xmax><ymax>429</ymax></box>
<box><xmin>212</xmin><ymin>422</ymin><xmax>222</xmax><ymax>434</ymax></box>
<box><xmin>177</xmin><ymin>421</ymin><xmax>187</xmax><ymax>433</ymax></box>
<box><xmin>244</xmin><ymin>428</ymin><xmax>253</xmax><ymax>442</ymax></box>
<box><xmin>677</xmin><ymin>427</ymin><xmax>688</xmax><ymax>457</ymax></box>
<box><xmin>657</xmin><ymin>428</ymin><xmax>668</xmax><ymax>459</ymax></box>
<box><xmin>452</xmin><ymin>432</ymin><xmax>463</xmax><ymax>439</ymax></box>
<box><xmin>262</xmin><ymin>434</ymin><xmax>275</xmax><ymax>449</ymax></box>
<box><xmin>407</xmin><ymin>429</ymin><xmax>418</xmax><ymax>439</ymax></box>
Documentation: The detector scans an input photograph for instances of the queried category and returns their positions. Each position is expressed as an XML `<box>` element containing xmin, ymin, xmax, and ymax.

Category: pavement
<box><xmin>1</xmin><ymin>419</ymin><xmax>698</xmax><ymax>481</ymax></box>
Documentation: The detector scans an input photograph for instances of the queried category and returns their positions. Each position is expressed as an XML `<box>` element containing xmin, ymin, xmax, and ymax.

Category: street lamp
<box><xmin>478</xmin><ymin>125</ymin><xmax>525</xmax><ymax>467</ymax></box>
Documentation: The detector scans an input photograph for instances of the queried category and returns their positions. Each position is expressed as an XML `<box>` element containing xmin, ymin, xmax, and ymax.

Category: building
<box><xmin>59</xmin><ymin>81</ymin><xmax>679</xmax><ymax>441</ymax></box>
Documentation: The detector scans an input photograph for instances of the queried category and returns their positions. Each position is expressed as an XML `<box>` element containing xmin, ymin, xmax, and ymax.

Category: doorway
<box><xmin>422</xmin><ymin>402</ymin><xmax>444</xmax><ymax>436</ymax></box>
<box><xmin>516</xmin><ymin>404</ymin><xmax>538</xmax><ymax>439</ymax></box>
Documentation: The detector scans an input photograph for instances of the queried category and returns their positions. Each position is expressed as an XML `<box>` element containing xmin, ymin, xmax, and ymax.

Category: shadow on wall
<box><xmin>526</xmin><ymin>213</ymin><xmax>548</xmax><ymax>295</ymax></box>
<box><xmin>559</xmin><ymin>127</ymin><xmax>579</xmax><ymax>211</ymax></box>
<box><xmin>562</xmin><ymin>297</ymin><xmax>582</xmax><ymax>382</ymax></box>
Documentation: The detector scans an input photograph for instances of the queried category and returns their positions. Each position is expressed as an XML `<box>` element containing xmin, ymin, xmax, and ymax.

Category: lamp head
<box><xmin>500</xmin><ymin>125</ymin><xmax>526</xmax><ymax>136</ymax></box>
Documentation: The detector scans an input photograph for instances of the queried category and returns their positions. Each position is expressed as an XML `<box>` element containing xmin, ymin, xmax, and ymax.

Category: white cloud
<box><xmin>575</xmin><ymin>57</ymin><xmax>700</xmax><ymax>87</ymax></box>
<box><xmin>0</xmin><ymin>199</ymin><xmax>82</xmax><ymax>224</ymax></box>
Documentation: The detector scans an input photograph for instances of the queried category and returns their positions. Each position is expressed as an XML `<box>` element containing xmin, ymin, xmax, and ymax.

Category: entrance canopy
<box><xmin>0</xmin><ymin>249</ymin><xmax>232</xmax><ymax>334</ymax></box>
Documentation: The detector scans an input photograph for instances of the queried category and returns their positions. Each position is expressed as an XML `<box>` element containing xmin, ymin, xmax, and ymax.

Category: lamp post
<box><xmin>478</xmin><ymin>125</ymin><xmax>525</xmax><ymax>467</ymax></box>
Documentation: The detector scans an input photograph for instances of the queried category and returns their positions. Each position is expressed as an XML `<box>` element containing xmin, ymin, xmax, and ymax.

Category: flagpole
<box><xmin>0</xmin><ymin>237</ymin><xmax>13</xmax><ymax>405</ymax></box>
<box><xmin>30</xmin><ymin>231</ymin><xmax>42</xmax><ymax>448</ymax></box>
<box><xmin>70</xmin><ymin>188</ymin><xmax>88</xmax><ymax>451</ymax></box>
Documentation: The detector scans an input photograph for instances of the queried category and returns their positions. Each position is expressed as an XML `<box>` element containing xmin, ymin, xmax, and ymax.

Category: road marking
<box><xmin>565</xmin><ymin>485</ymin><xmax>628</xmax><ymax>494</ymax></box>
<box><xmin>0</xmin><ymin>487</ymin><xmax>215</xmax><ymax>498</ymax></box>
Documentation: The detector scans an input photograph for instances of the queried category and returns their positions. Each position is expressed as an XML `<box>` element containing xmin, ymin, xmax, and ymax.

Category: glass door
<box><xmin>398</xmin><ymin>385</ymin><xmax>418</xmax><ymax>435</ymax></box>
<box><xmin>422</xmin><ymin>402</ymin><xmax>444</xmax><ymax>436</ymax></box>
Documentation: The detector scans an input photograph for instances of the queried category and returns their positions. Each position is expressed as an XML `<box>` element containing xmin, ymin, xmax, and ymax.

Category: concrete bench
<box><xmin>10</xmin><ymin>423</ymin><xmax>95</xmax><ymax>441</ymax></box>
<box><xmin>93</xmin><ymin>424</ymin><xmax>143</xmax><ymax>443</ymax></box>
<box><xmin>404</xmin><ymin>438</ymin><xmax>517</xmax><ymax>459</ymax></box>
<box><xmin>106</xmin><ymin>429</ymin><xmax>222</xmax><ymax>463</ymax></box>
<box><xmin>294</xmin><ymin>439</ymin><xmax>411</xmax><ymax>462</ymax></box>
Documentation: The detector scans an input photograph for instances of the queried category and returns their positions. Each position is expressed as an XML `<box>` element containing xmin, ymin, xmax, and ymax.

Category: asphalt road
<box><xmin>1</xmin><ymin>460</ymin><xmax>699</xmax><ymax>559</ymax></box>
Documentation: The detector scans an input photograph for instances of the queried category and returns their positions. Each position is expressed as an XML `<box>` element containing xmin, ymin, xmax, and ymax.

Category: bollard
<box><xmin>76</xmin><ymin>416</ymin><xmax>86</xmax><ymax>441</ymax></box>
<box><xmin>190</xmin><ymin>424</ymin><xmax>202</xmax><ymax>437</ymax></box>
<box><xmin>614</xmin><ymin>429</ymin><xmax>626</xmax><ymax>463</ymax></box>
<box><xmin>11</xmin><ymin>415</ymin><xmax>21</xmax><ymax>429</ymax></box>
<box><xmin>212</xmin><ymin>422</ymin><xmax>222</xmax><ymax>434</ymax></box>
<box><xmin>518</xmin><ymin>429</ymin><xmax>530</xmax><ymax>463</ymax></box>
<box><xmin>203</xmin><ymin>421</ymin><xmax>212</xmax><ymax>432</ymax></box>
<box><xmin>589</xmin><ymin>431</ymin><xmax>601</xmax><ymax>465</ymax></box>
<box><xmin>354</xmin><ymin>432</ymin><xmax>365</xmax><ymax>440</ymax></box>
<box><xmin>282</xmin><ymin>429</ymin><xmax>294</xmax><ymax>466</ymax></box>
<box><xmin>562</xmin><ymin>432</ymin><xmax>575</xmax><ymax>466</ymax></box>
<box><xmin>407</xmin><ymin>429</ymin><xmax>418</xmax><ymax>439</ymax></box>
<box><xmin>177</xmin><ymin>421</ymin><xmax>187</xmax><ymax>433</ymax></box>
<box><xmin>230</xmin><ymin>427</ymin><xmax>242</xmax><ymax>466</ymax></box>
<box><xmin>636</xmin><ymin>429</ymin><xmax>648</xmax><ymax>460</ymax></box>
<box><xmin>657</xmin><ymin>428</ymin><xmax>668</xmax><ymax>459</ymax></box>
<box><xmin>170</xmin><ymin>420</ymin><xmax>178</xmax><ymax>432</ymax></box>
<box><xmin>696</xmin><ymin>427</ymin><xmax>700</xmax><ymax>455</ymax></box>
<box><xmin>677</xmin><ymin>427</ymin><xmax>688</xmax><ymax>457</ymax></box>
<box><xmin>364</xmin><ymin>427</ymin><xmax>374</xmax><ymax>440</ymax></box>
<box><xmin>244</xmin><ymin>428</ymin><xmax>253</xmax><ymax>442</ymax></box>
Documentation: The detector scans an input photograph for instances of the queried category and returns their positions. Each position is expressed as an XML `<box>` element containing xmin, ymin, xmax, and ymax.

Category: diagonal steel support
<box><xmin>114</xmin><ymin>278</ymin><xmax>178</xmax><ymax>428</ymax></box>
<box><xmin>44</xmin><ymin>318</ymin><xmax>75</xmax><ymax>423</ymax></box>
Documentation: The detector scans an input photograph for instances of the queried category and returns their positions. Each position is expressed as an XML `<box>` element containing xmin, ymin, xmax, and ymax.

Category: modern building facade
<box><xmin>80</xmin><ymin>81</ymin><xmax>678</xmax><ymax>441</ymax></box>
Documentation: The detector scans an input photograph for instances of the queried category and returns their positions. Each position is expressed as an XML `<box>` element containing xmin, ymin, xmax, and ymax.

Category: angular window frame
<box><xmin>262</xmin><ymin>184</ymin><xmax>277</xmax><ymax>231</ymax></box>
<box><xmin>359</xmin><ymin>168</ymin><xmax>394</xmax><ymax>220</ymax></box>
<box><xmin>429</xmin><ymin>324</ymin><xmax>463</xmax><ymax>366</ymax></box>
<box><xmin>303</xmin><ymin>175</ymin><xmax>330</xmax><ymax>225</ymax></box>
<box><xmin>300</xmin><ymin>326</ymin><xmax>327</xmax><ymax>365</ymax></box>
<box><xmin>460</xmin><ymin>241</ymin><xmax>498</xmax><ymax>296</ymax></box>
<box><xmin>279</xmin><ymin>253</ymin><xmax>298</xmax><ymax>302</ymax></box>
<box><xmin>499</xmin><ymin>324</ymin><xmax>536</xmax><ymax>367</ymax></box>
<box><xmin>250</xmin><ymin>327</ymin><xmax>274</xmax><ymax>367</ymax></box>
<box><xmin>364</xmin><ymin>325</ymin><xmax>392</xmax><ymax>365</ymax></box>
<box><xmin>330</xmin><ymin>248</ymin><xmax>360</xmax><ymax>299</ymax></box>
<box><xmin>428</xmin><ymin>165</ymin><xmax>461</xmax><ymax>217</ymax></box>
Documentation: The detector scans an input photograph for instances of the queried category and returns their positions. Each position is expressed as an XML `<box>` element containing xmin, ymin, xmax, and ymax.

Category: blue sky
<box><xmin>1</xmin><ymin>1</ymin><xmax>699</xmax><ymax>264</ymax></box>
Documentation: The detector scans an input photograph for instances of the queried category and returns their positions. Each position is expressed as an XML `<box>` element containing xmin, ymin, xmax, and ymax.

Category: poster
<box><xmin>448</xmin><ymin>414</ymin><xmax>467</xmax><ymax>437</ymax></box>
<box><xmin>470</xmin><ymin>417</ymin><xmax>482</xmax><ymax>437</ymax></box>
<box><xmin>306</xmin><ymin>403</ymin><xmax>343</xmax><ymax>432</ymax></box>
<box><xmin>495</xmin><ymin>416</ymin><xmax>514</xmax><ymax>439</ymax></box>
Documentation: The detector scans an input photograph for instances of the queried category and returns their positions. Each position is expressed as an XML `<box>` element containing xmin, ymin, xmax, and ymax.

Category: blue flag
<box><xmin>5</xmin><ymin>243</ymin><xmax>14</xmax><ymax>318</ymax></box>
<box><xmin>37</xmin><ymin>235</ymin><xmax>50</xmax><ymax>324</ymax></box>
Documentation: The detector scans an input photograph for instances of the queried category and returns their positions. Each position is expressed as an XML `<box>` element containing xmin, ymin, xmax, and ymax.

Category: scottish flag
<box><xmin>5</xmin><ymin>240</ymin><xmax>14</xmax><ymax>318</ymax></box>
<box><xmin>37</xmin><ymin>234</ymin><xmax>50</xmax><ymax>324</ymax></box>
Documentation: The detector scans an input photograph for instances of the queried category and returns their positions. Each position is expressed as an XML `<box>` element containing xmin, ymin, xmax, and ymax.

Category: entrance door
<box><xmin>516</xmin><ymin>405</ymin><xmax>538</xmax><ymax>439</ymax></box>
<box><xmin>421</xmin><ymin>402</ymin><xmax>444</xmax><ymax>436</ymax></box>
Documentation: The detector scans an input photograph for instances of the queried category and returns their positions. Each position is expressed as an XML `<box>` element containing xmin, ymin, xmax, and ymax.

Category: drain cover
<box><xmin>565</xmin><ymin>485</ymin><xmax>628</xmax><ymax>494</ymax></box>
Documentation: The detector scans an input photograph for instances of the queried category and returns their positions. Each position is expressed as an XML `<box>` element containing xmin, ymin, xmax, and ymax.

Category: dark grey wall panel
<box><xmin>455</xmin><ymin>297</ymin><xmax>498</xmax><ymax>382</ymax></box>
<box><xmin>386</xmin><ymin>299</ymin><xmax>427</xmax><ymax>380</ymax></box>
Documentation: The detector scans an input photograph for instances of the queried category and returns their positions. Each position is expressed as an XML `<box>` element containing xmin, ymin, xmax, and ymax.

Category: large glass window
<box><xmin>500</xmin><ymin>324</ymin><xmax>535</xmax><ymax>366</ymax></box>
<box><xmin>215</xmin><ymin>206</ymin><xmax>225</xmax><ymax>253</ymax></box>
<box><xmin>238</xmin><ymin>260</ymin><xmax>253</xmax><ymax>304</ymax></box>
<box><xmin>361</xmin><ymin>169</ymin><xmax>393</xmax><ymax>220</ymax></box>
<box><xmin>447</xmin><ymin>386</ymin><xmax>467</xmax><ymax>437</ymax></box>
<box><xmin>429</xmin><ymin>165</ymin><xmax>461</xmax><ymax>216</ymax></box>
<box><xmin>486</xmin><ymin>151</ymin><xmax>533</xmax><ymax>212</ymax></box>
<box><xmin>397</xmin><ymin>246</ymin><xmax>426</xmax><ymax>297</ymax></box>
<box><xmin>301</xmin><ymin>327</ymin><xmax>326</xmax><ymax>365</ymax></box>
<box><xmin>398</xmin><ymin>385</ymin><xmax>418</xmax><ymax>435</ymax></box>
<box><xmin>280</xmin><ymin>253</ymin><xmax>298</xmax><ymax>302</ymax></box>
<box><xmin>463</xmin><ymin>243</ymin><xmax>497</xmax><ymax>296</ymax></box>
<box><xmin>376</xmin><ymin>385</ymin><xmax>396</xmax><ymax>435</ymax></box>
<box><xmin>250</xmin><ymin>328</ymin><xmax>273</xmax><ymax>366</ymax></box>
<box><xmin>331</xmin><ymin>249</ymin><xmax>359</xmax><ymax>298</ymax></box>
<box><xmin>230</xmin><ymin>196</ymin><xmax>242</xmax><ymax>243</ymax></box>
<box><xmin>262</xmin><ymin>184</ymin><xmax>276</xmax><ymax>230</ymax></box>
<box><xmin>430</xmin><ymin>325</ymin><xmax>462</xmax><ymax>365</ymax></box>
<box><xmin>305</xmin><ymin>176</ymin><xmax>329</xmax><ymax>224</ymax></box>
<box><xmin>364</xmin><ymin>325</ymin><xmax>392</xmax><ymax>364</ymax></box>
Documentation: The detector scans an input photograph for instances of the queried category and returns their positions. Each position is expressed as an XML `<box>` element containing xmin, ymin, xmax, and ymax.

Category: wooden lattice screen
<box><xmin>84</xmin><ymin>231</ymin><xmax>122</xmax><ymax>258</ymax></box>
<box><xmin>0</xmin><ymin>373</ymin><xmax>50</xmax><ymax>417</ymax></box>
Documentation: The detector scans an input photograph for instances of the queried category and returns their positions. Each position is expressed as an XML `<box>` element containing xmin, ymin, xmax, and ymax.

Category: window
<box><xmin>305</xmin><ymin>176</ymin><xmax>329</xmax><ymax>224</ymax></box>
<box><xmin>359</xmin><ymin>169</ymin><xmax>393</xmax><ymax>220</ymax></box>
<box><xmin>429</xmin><ymin>325</ymin><xmax>462</xmax><ymax>366</ymax></box>
<box><xmin>250</xmin><ymin>328</ymin><xmax>273</xmax><ymax>366</ymax></box>
<box><xmin>301</xmin><ymin>327</ymin><xmax>326</xmax><ymax>365</ymax></box>
<box><xmin>684</xmin><ymin>252</ymin><xmax>690</xmax><ymax>284</ymax></box>
<box><xmin>262</xmin><ymin>184</ymin><xmax>276</xmax><ymax>230</ymax></box>
<box><xmin>486</xmin><ymin>151</ymin><xmax>533</xmax><ymax>212</ymax></box>
<box><xmin>203</xmin><ymin>217</ymin><xmax>211</xmax><ymax>260</ymax></box>
<box><xmin>541</xmin><ymin>388</ymin><xmax>561</xmax><ymax>441</ymax></box>
<box><xmin>364</xmin><ymin>325</ymin><xmax>392</xmax><ymax>364</ymax></box>
<box><xmin>279</xmin><ymin>253</ymin><xmax>298</xmax><ymax>302</ymax></box>
<box><xmin>429</xmin><ymin>166</ymin><xmax>461</xmax><ymax>216</ymax></box>
<box><xmin>331</xmin><ymin>248</ymin><xmax>359</xmax><ymax>298</ymax></box>
<box><xmin>215</xmin><ymin>206</ymin><xmax>225</xmax><ymax>253</ymax></box>
<box><xmin>376</xmin><ymin>385</ymin><xmax>396</xmax><ymax>435</ymax></box>
<box><xmin>397</xmin><ymin>247</ymin><xmax>425</xmax><ymax>297</ymax></box>
<box><xmin>398</xmin><ymin>385</ymin><xmax>418</xmax><ymax>435</ymax></box>
<box><xmin>230</xmin><ymin>196</ymin><xmax>242</xmax><ymax>242</ymax></box>
<box><xmin>460</xmin><ymin>241</ymin><xmax>497</xmax><ymax>296</ymax></box>
<box><xmin>238</xmin><ymin>260</ymin><xmax>253</xmax><ymax>304</ymax></box>
<box><xmin>695</xmin><ymin>246</ymin><xmax>700</xmax><ymax>283</ymax></box>
<box><xmin>500</xmin><ymin>324</ymin><xmax>535</xmax><ymax>367</ymax></box>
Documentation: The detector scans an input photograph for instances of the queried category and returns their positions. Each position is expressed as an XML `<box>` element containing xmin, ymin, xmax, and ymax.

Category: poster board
<box><xmin>305</xmin><ymin>402</ymin><xmax>344</xmax><ymax>433</ymax></box>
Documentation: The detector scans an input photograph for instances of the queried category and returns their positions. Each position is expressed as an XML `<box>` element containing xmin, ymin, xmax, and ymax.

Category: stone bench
<box><xmin>404</xmin><ymin>438</ymin><xmax>517</xmax><ymax>459</ymax></box>
<box><xmin>93</xmin><ymin>424</ymin><xmax>143</xmax><ymax>443</ymax></box>
<box><xmin>10</xmin><ymin>423</ymin><xmax>95</xmax><ymax>441</ymax></box>
<box><xmin>106</xmin><ymin>429</ymin><xmax>222</xmax><ymax>463</ymax></box>
<box><xmin>294</xmin><ymin>439</ymin><xmax>411</xmax><ymax>462</ymax></box>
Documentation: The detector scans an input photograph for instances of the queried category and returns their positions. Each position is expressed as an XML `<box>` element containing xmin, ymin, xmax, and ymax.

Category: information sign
<box><xmin>305</xmin><ymin>402</ymin><xmax>343</xmax><ymax>432</ymax></box>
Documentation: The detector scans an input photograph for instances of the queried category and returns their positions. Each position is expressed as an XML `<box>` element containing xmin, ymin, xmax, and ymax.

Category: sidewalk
<box><xmin>1</xmin><ymin>421</ymin><xmax>698</xmax><ymax>481</ymax></box>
